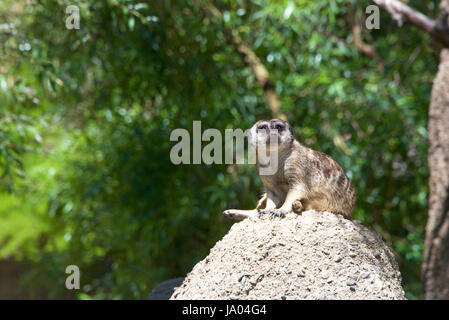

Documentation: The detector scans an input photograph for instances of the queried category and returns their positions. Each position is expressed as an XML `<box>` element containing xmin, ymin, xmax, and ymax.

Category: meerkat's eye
<box><xmin>274</xmin><ymin>123</ymin><xmax>284</xmax><ymax>130</ymax></box>
<box><xmin>257</xmin><ymin>124</ymin><xmax>268</xmax><ymax>130</ymax></box>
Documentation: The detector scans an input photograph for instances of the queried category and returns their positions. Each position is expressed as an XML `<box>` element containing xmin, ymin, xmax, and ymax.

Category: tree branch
<box><xmin>372</xmin><ymin>0</ymin><xmax>449</xmax><ymax>48</ymax></box>
<box><xmin>348</xmin><ymin>6</ymin><xmax>384</xmax><ymax>72</ymax></box>
<box><xmin>199</xmin><ymin>2</ymin><xmax>285</xmax><ymax>119</ymax></box>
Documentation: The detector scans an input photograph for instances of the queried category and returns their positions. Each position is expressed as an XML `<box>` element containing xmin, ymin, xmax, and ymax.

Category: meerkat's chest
<box><xmin>259</xmin><ymin>165</ymin><xmax>289</xmax><ymax>197</ymax></box>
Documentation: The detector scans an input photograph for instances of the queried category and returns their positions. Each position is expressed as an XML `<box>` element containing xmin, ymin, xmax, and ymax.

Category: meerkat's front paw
<box><xmin>268</xmin><ymin>209</ymin><xmax>287</xmax><ymax>218</ymax></box>
<box><xmin>257</xmin><ymin>208</ymin><xmax>288</xmax><ymax>218</ymax></box>
<box><xmin>292</xmin><ymin>199</ymin><xmax>304</xmax><ymax>214</ymax></box>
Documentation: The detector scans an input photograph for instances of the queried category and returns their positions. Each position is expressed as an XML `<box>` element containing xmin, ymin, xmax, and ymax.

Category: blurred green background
<box><xmin>0</xmin><ymin>0</ymin><xmax>437</xmax><ymax>299</ymax></box>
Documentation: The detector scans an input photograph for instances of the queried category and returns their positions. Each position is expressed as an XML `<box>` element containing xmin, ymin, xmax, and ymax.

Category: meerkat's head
<box><xmin>247</xmin><ymin>119</ymin><xmax>294</xmax><ymax>150</ymax></box>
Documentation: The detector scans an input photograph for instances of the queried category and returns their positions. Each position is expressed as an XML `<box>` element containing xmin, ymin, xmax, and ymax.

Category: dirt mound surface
<box><xmin>171</xmin><ymin>211</ymin><xmax>405</xmax><ymax>300</ymax></box>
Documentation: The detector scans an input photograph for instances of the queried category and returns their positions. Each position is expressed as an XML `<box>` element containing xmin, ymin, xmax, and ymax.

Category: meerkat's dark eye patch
<box><xmin>274</xmin><ymin>123</ymin><xmax>285</xmax><ymax>130</ymax></box>
<box><xmin>257</xmin><ymin>124</ymin><xmax>268</xmax><ymax>130</ymax></box>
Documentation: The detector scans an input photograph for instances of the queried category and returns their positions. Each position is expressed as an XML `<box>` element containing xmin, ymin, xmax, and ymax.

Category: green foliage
<box><xmin>0</xmin><ymin>0</ymin><xmax>438</xmax><ymax>299</ymax></box>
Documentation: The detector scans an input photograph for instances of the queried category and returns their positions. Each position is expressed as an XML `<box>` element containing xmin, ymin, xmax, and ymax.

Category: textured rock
<box><xmin>171</xmin><ymin>211</ymin><xmax>406</xmax><ymax>300</ymax></box>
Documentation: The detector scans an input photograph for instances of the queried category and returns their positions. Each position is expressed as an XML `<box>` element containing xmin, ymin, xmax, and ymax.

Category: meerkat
<box><xmin>223</xmin><ymin>119</ymin><xmax>356</xmax><ymax>220</ymax></box>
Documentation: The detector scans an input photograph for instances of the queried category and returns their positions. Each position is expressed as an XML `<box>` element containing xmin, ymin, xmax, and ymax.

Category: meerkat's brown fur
<box><xmin>223</xmin><ymin>119</ymin><xmax>356</xmax><ymax>220</ymax></box>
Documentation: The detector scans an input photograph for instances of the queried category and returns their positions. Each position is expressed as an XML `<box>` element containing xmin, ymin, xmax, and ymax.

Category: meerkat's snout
<box><xmin>249</xmin><ymin>119</ymin><xmax>293</xmax><ymax>149</ymax></box>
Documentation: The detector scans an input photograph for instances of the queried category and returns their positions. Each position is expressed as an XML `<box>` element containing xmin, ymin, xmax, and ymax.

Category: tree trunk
<box><xmin>423</xmin><ymin>0</ymin><xmax>449</xmax><ymax>300</ymax></box>
<box><xmin>370</xmin><ymin>0</ymin><xmax>449</xmax><ymax>300</ymax></box>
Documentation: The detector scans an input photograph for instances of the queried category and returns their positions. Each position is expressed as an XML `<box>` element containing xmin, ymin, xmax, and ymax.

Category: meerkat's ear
<box><xmin>287</xmin><ymin>122</ymin><xmax>295</xmax><ymax>138</ymax></box>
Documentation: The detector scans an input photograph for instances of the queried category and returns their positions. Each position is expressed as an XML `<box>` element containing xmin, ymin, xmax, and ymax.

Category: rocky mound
<box><xmin>171</xmin><ymin>211</ymin><xmax>406</xmax><ymax>300</ymax></box>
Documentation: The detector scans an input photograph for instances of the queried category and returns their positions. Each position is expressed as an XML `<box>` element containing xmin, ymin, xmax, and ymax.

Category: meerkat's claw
<box><xmin>268</xmin><ymin>209</ymin><xmax>286</xmax><ymax>219</ymax></box>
